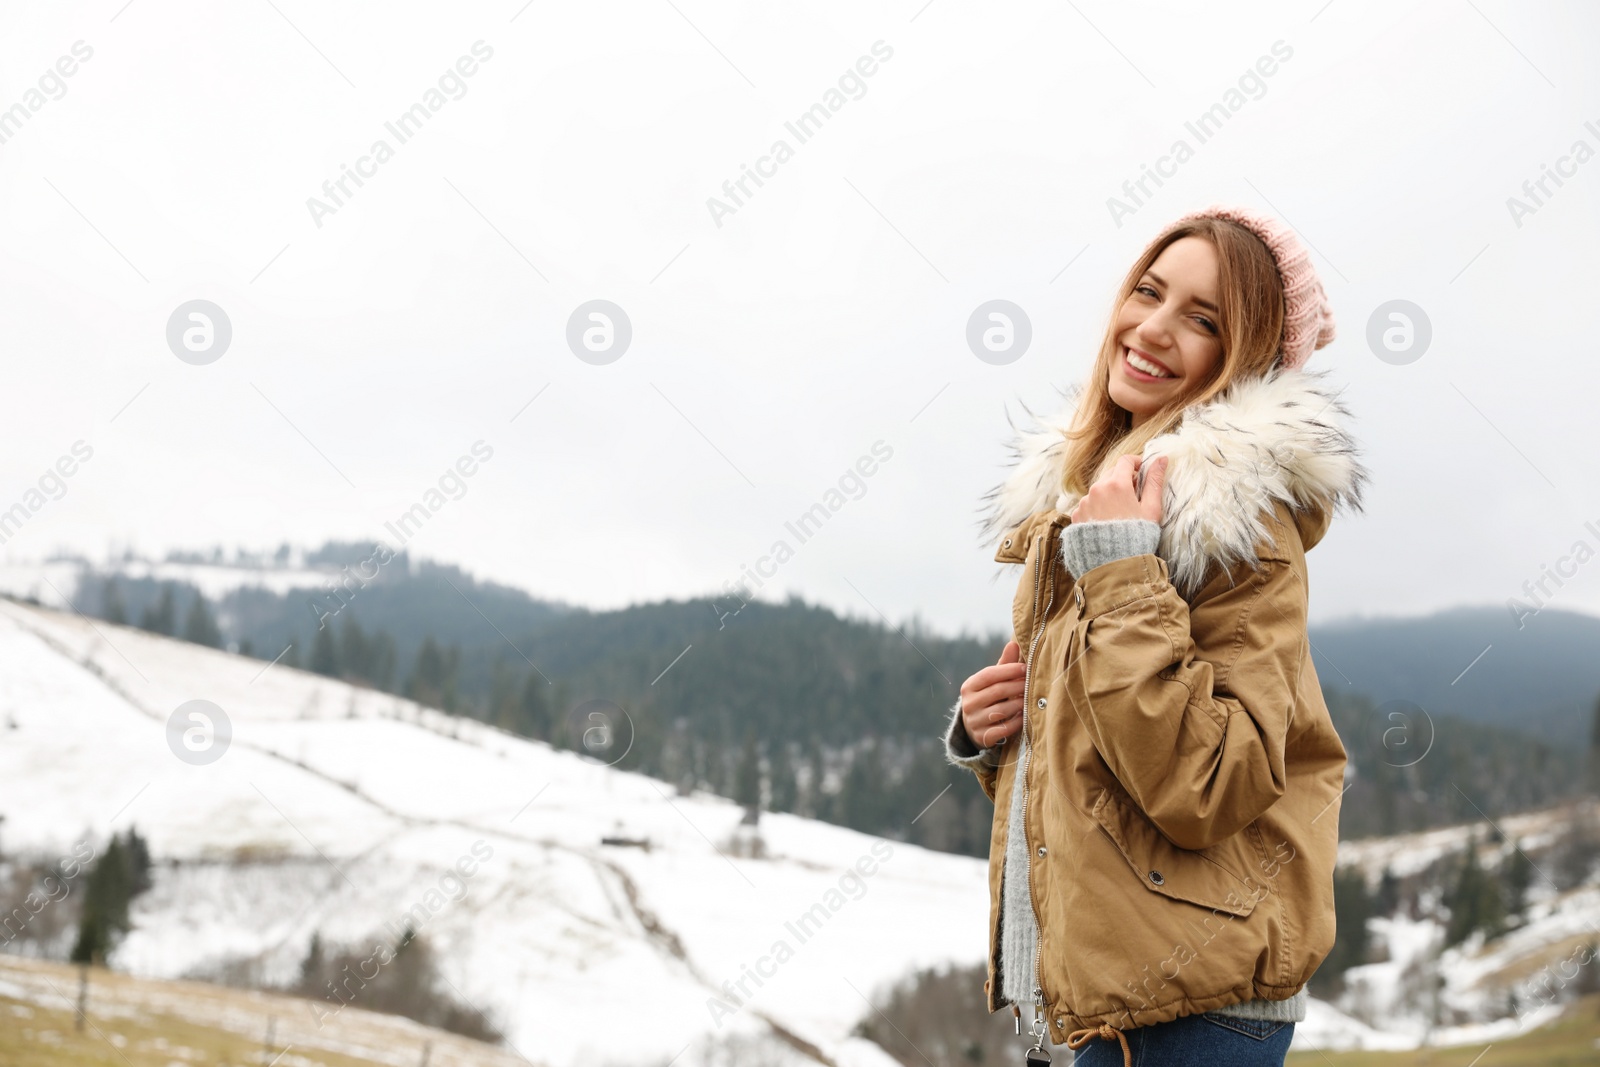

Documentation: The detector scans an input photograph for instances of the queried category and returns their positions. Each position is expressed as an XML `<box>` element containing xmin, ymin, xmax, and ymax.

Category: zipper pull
<box><xmin>1024</xmin><ymin>997</ymin><xmax>1050</xmax><ymax>1064</ymax></box>
<box><xmin>1012</xmin><ymin>1005</ymin><xmax>1021</xmax><ymax>1035</ymax></box>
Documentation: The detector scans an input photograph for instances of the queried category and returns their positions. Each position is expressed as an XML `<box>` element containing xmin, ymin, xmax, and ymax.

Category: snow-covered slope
<box><xmin>2</xmin><ymin>596</ymin><xmax>1597</xmax><ymax>1064</ymax></box>
<box><xmin>0</xmin><ymin>599</ymin><xmax>984</xmax><ymax>1066</ymax></box>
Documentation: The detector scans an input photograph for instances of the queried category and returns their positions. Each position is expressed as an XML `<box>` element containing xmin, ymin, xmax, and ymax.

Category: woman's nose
<box><xmin>1136</xmin><ymin>312</ymin><xmax>1174</xmax><ymax>348</ymax></box>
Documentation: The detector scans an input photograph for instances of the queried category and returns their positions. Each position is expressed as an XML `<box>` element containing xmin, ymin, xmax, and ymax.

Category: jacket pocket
<box><xmin>1090</xmin><ymin>788</ymin><xmax>1262</xmax><ymax>918</ymax></box>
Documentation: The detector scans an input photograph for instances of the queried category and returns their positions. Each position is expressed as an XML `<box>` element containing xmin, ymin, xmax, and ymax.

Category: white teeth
<box><xmin>1126</xmin><ymin>348</ymin><xmax>1174</xmax><ymax>378</ymax></box>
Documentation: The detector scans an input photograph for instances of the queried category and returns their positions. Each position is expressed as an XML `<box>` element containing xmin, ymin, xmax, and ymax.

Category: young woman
<box><xmin>943</xmin><ymin>205</ymin><xmax>1368</xmax><ymax>1066</ymax></box>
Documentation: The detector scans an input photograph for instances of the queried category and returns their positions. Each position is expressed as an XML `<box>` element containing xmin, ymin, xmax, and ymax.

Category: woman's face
<box><xmin>1108</xmin><ymin>236</ymin><xmax>1225</xmax><ymax>429</ymax></box>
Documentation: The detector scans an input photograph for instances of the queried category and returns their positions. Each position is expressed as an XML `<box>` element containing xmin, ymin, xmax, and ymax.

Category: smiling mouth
<box><xmin>1123</xmin><ymin>346</ymin><xmax>1176</xmax><ymax>380</ymax></box>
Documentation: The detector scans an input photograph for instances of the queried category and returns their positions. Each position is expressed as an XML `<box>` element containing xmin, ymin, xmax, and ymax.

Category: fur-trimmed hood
<box><xmin>976</xmin><ymin>366</ymin><xmax>1369</xmax><ymax>596</ymax></box>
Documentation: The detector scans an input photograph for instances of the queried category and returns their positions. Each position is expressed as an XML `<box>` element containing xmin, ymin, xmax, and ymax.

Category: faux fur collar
<box><xmin>975</xmin><ymin>366</ymin><xmax>1369</xmax><ymax>596</ymax></box>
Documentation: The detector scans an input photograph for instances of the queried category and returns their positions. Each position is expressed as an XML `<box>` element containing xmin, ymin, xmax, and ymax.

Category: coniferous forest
<box><xmin>59</xmin><ymin>543</ymin><xmax>1600</xmax><ymax>860</ymax></box>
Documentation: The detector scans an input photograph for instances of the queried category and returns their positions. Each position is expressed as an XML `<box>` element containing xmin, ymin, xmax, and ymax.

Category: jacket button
<box><xmin>1149</xmin><ymin>870</ymin><xmax>1165</xmax><ymax>886</ymax></box>
<box><xmin>1003</xmin><ymin>538</ymin><xmax>1012</xmax><ymax>548</ymax></box>
<box><xmin>1037</xmin><ymin>846</ymin><xmax>1047</xmax><ymax>858</ymax></box>
<box><xmin>1056</xmin><ymin>1018</ymin><xmax>1066</xmax><ymax>1029</ymax></box>
<box><xmin>1036</xmin><ymin>697</ymin><xmax>1047</xmax><ymax>709</ymax></box>
<box><xmin>1075</xmin><ymin>586</ymin><xmax>1085</xmax><ymax>610</ymax></box>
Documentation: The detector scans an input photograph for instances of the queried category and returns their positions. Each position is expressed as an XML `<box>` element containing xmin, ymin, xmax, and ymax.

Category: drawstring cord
<box><xmin>1065</xmin><ymin>1022</ymin><xmax>1131</xmax><ymax>1067</ymax></box>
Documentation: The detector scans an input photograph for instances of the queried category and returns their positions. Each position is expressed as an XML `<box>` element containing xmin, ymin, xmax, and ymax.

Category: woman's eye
<box><xmin>1136</xmin><ymin>284</ymin><xmax>1158</xmax><ymax>299</ymax></box>
<box><xmin>1196</xmin><ymin>316</ymin><xmax>1218</xmax><ymax>334</ymax></box>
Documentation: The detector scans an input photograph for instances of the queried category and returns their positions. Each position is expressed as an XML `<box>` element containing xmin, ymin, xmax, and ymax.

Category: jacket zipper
<box><xmin>1017</xmin><ymin>529</ymin><xmax>1057</xmax><ymax>1030</ymax></box>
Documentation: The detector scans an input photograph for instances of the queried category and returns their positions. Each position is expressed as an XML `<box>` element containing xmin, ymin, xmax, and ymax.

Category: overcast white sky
<box><xmin>1</xmin><ymin>0</ymin><xmax>1597</xmax><ymax>641</ymax></box>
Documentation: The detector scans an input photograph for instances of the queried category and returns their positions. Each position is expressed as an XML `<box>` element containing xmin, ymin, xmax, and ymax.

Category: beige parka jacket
<box><xmin>946</xmin><ymin>366</ymin><xmax>1368</xmax><ymax>1043</ymax></box>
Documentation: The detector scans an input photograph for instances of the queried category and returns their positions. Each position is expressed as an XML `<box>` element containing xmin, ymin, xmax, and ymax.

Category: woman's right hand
<box><xmin>959</xmin><ymin>640</ymin><xmax>1027</xmax><ymax>748</ymax></box>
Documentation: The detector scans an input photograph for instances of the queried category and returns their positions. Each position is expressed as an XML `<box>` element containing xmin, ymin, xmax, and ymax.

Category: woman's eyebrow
<box><xmin>1146</xmin><ymin>271</ymin><xmax>1220</xmax><ymax>314</ymax></box>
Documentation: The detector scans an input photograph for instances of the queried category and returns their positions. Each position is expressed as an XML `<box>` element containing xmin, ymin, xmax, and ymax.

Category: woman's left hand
<box><xmin>1069</xmin><ymin>454</ymin><xmax>1168</xmax><ymax>524</ymax></box>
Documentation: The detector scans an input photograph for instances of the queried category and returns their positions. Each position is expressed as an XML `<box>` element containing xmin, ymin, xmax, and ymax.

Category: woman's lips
<box><xmin>1123</xmin><ymin>346</ymin><xmax>1176</xmax><ymax>382</ymax></box>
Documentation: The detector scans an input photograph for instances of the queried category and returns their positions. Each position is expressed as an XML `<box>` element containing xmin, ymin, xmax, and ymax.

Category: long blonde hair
<box><xmin>1061</xmin><ymin>217</ymin><xmax>1287</xmax><ymax>496</ymax></box>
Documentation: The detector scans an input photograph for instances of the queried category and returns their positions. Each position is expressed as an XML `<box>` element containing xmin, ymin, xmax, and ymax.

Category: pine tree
<box><xmin>1588</xmin><ymin>690</ymin><xmax>1600</xmax><ymax>795</ymax></box>
<box><xmin>1374</xmin><ymin>867</ymin><xmax>1401</xmax><ymax>917</ymax></box>
<box><xmin>701</xmin><ymin>739</ymin><xmax>727</xmax><ymax>795</ymax></box>
<box><xmin>407</xmin><ymin>637</ymin><xmax>448</xmax><ymax>709</ymax></box>
<box><xmin>1316</xmin><ymin>867</ymin><xmax>1373</xmax><ymax>988</ymax></box>
<box><xmin>366</xmin><ymin>631</ymin><xmax>397</xmax><ymax>691</ymax></box>
<box><xmin>1503</xmin><ymin>844</ymin><xmax>1534</xmax><ymax>917</ymax></box>
<box><xmin>803</xmin><ymin>743</ymin><xmax>828</xmax><ymax>820</ymax></box>
<box><xmin>102</xmin><ymin>578</ymin><xmax>127</xmax><ymax>625</ymax></box>
<box><xmin>311</xmin><ymin>625</ymin><xmax>340</xmax><ymax>678</ymax></box>
<box><xmin>898</xmin><ymin>744</ymin><xmax>948</xmax><ymax>829</ymax></box>
<box><xmin>489</xmin><ymin>661</ymin><xmax>518</xmax><ymax>731</ymax></box>
<box><xmin>298</xmin><ymin>932</ymin><xmax>326</xmax><ymax>996</ymax></box>
<box><xmin>836</xmin><ymin>741</ymin><xmax>888</xmax><ymax>834</ymax></box>
<box><xmin>1446</xmin><ymin>831</ymin><xmax>1507</xmax><ymax>946</ymax></box>
<box><xmin>517</xmin><ymin>673</ymin><xmax>551</xmax><ymax>739</ymax></box>
<box><xmin>340</xmin><ymin>618</ymin><xmax>371</xmax><ymax>683</ymax></box>
<box><xmin>441</xmin><ymin>644</ymin><xmax>461</xmax><ymax>713</ymax></box>
<box><xmin>123</xmin><ymin>825</ymin><xmax>153</xmax><ymax>896</ymax></box>
<box><xmin>182</xmin><ymin>593</ymin><xmax>223</xmax><ymax>648</ymax></box>
<box><xmin>660</xmin><ymin>720</ymin><xmax>692</xmax><ymax>794</ymax></box>
<box><xmin>71</xmin><ymin>835</ymin><xmax>132</xmax><ymax>964</ymax></box>
<box><xmin>139</xmin><ymin>584</ymin><xmax>177</xmax><ymax>636</ymax></box>
<box><xmin>734</xmin><ymin>732</ymin><xmax>762</xmax><ymax>819</ymax></box>
<box><xmin>768</xmin><ymin>741</ymin><xmax>798</xmax><ymax>813</ymax></box>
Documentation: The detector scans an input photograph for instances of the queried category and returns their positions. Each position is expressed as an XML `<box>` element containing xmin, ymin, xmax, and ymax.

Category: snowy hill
<box><xmin>2</xmin><ymin>596</ymin><xmax>1598</xmax><ymax>1064</ymax></box>
<box><xmin>0</xmin><ymin>555</ymin><xmax>334</xmax><ymax>609</ymax></box>
<box><xmin>0</xmin><ymin>598</ymin><xmax>987</xmax><ymax>1066</ymax></box>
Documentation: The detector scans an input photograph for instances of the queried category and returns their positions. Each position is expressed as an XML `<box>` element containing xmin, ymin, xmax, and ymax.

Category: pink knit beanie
<box><xmin>1159</xmin><ymin>204</ymin><xmax>1337</xmax><ymax>370</ymax></box>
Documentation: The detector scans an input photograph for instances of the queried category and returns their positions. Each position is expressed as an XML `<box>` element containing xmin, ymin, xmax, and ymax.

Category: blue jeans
<box><xmin>1068</xmin><ymin>1012</ymin><xmax>1293</xmax><ymax>1066</ymax></box>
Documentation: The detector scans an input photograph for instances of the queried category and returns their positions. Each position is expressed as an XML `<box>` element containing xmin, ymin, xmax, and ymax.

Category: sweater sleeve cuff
<box><xmin>1061</xmin><ymin>518</ymin><xmax>1161</xmax><ymax>578</ymax></box>
<box><xmin>943</xmin><ymin>697</ymin><xmax>999</xmax><ymax>770</ymax></box>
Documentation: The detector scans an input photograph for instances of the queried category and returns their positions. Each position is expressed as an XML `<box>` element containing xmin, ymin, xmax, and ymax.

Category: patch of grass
<box><xmin>1287</xmin><ymin>994</ymin><xmax>1600</xmax><ymax>1067</ymax></box>
<box><xmin>0</xmin><ymin>990</ymin><xmax>379</xmax><ymax>1067</ymax></box>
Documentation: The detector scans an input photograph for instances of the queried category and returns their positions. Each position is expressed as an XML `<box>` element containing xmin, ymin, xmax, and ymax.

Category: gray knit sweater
<box><xmin>943</xmin><ymin>517</ymin><xmax>1307</xmax><ymax>1024</ymax></box>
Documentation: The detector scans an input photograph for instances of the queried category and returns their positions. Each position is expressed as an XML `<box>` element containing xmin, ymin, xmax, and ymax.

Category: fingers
<box><xmin>998</xmin><ymin>640</ymin><xmax>1020</xmax><ymax>665</ymax></box>
<box><xmin>957</xmin><ymin>663</ymin><xmax>1023</xmax><ymax>748</ymax></box>
<box><xmin>967</xmin><ymin>698</ymin><xmax>1023</xmax><ymax>748</ymax></box>
<box><xmin>970</xmin><ymin>664</ymin><xmax>1025</xmax><ymax>700</ymax></box>
<box><xmin>975</xmin><ymin>713</ymin><xmax>1024</xmax><ymax>748</ymax></box>
<box><xmin>975</xmin><ymin>671</ymin><xmax>1024</xmax><ymax>702</ymax></box>
<box><xmin>1140</xmin><ymin>456</ymin><xmax>1169</xmax><ymax>521</ymax></box>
